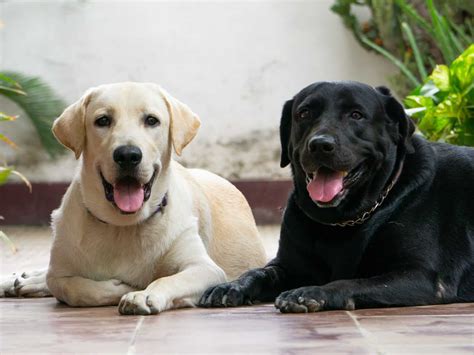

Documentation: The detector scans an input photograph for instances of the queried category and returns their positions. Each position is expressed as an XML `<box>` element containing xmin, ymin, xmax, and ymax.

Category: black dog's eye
<box><xmin>145</xmin><ymin>115</ymin><xmax>160</xmax><ymax>127</ymax></box>
<box><xmin>350</xmin><ymin>111</ymin><xmax>363</xmax><ymax>120</ymax></box>
<box><xmin>95</xmin><ymin>115</ymin><xmax>111</xmax><ymax>127</ymax></box>
<box><xmin>298</xmin><ymin>109</ymin><xmax>310</xmax><ymax>120</ymax></box>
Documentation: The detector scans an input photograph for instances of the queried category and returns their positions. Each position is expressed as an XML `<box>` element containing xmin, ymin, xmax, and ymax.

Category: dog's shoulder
<box><xmin>431</xmin><ymin>141</ymin><xmax>474</xmax><ymax>177</ymax></box>
<box><xmin>407</xmin><ymin>137</ymin><xmax>474</xmax><ymax>197</ymax></box>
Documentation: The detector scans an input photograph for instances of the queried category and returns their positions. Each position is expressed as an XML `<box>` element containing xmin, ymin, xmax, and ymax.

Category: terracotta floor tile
<box><xmin>133</xmin><ymin>305</ymin><xmax>371</xmax><ymax>354</ymax></box>
<box><xmin>351</xmin><ymin>311</ymin><xmax>474</xmax><ymax>354</ymax></box>
<box><xmin>1</xmin><ymin>227</ymin><xmax>473</xmax><ymax>353</ymax></box>
<box><xmin>352</xmin><ymin>303</ymin><xmax>474</xmax><ymax>317</ymax></box>
<box><xmin>0</xmin><ymin>226</ymin><xmax>51</xmax><ymax>276</ymax></box>
<box><xmin>0</xmin><ymin>299</ymin><xmax>138</xmax><ymax>354</ymax></box>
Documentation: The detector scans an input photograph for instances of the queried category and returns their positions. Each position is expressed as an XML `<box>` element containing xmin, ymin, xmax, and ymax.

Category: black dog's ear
<box><xmin>376</xmin><ymin>86</ymin><xmax>415</xmax><ymax>154</ymax></box>
<box><xmin>279</xmin><ymin>99</ymin><xmax>294</xmax><ymax>167</ymax></box>
<box><xmin>375</xmin><ymin>85</ymin><xmax>392</xmax><ymax>96</ymax></box>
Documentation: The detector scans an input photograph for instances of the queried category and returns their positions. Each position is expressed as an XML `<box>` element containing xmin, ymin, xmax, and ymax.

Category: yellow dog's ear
<box><xmin>52</xmin><ymin>88</ymin><xmax>94</xmax><ymax>159</ymax></box>
<box><xmin>159</xmin><ymin>87</ymin><xmax>201</xmax><ymax>156</ymax></box>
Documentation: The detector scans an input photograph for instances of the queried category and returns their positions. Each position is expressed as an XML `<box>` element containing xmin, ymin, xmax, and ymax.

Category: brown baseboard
<box><xmin>0</xmin><ymin>180</ymin><xmax>292</xmax><ymax>226</ymax></box>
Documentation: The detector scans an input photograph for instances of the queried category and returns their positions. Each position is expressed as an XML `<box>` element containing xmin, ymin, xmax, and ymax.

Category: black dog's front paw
<box><xmin>198</xmin><ymin>281</ymin><xmax>252</xmax><ymax>308</ymax></box>
<box><xmin>275</xmin><ymin>286</ymin><xmax>328</xmax><ymax>313</ymax></box>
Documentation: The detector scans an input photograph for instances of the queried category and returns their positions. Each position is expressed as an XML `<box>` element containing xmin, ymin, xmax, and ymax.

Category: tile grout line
<box><xmin>127</xmin><ymin>316</ymin><xmax>144</xmax><ymax>355</ymax></box>
<box><xmin>346</xmin><ymin>311</ymin><xmax>386</xmax><ymax>355</ymax></box>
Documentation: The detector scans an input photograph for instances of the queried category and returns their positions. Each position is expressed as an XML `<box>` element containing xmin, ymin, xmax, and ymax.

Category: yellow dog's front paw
<box><xmin>118</xmin><ymin>291</ymin><xmax>164</xmax><ymax>315</ymax></box>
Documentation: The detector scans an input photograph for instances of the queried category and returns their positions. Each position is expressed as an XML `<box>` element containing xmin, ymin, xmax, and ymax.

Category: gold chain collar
<box><xmin>327</xmin><ymin>161</ymin><xmax>404</xmax><ymax>228</ymax></box>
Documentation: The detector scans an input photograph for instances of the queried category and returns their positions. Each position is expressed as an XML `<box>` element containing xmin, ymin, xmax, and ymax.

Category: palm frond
<box><xmin>0</xmin><ymin>71</ymin><xmax>66</xmax><ymax>157</ymax></box>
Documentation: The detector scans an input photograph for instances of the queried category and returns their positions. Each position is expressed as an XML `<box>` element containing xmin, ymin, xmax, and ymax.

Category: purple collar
<box><xmin>87</xmin><ymin>193</ymin><xmax>168</xmax><ymax>225</ymax></box>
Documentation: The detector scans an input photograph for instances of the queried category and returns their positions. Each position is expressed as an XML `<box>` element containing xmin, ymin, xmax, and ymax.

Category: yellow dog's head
<box><xmin>53</xmin><ymin>82</ymin><xmax>200</xmax><ymax>225</ymax></box>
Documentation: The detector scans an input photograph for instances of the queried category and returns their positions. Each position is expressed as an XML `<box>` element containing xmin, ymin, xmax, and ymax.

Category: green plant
<box><xmin>0</xmin><ymin>71</ymin><xmax>66</xmax><ymax>157</ymax></box>
<box><xmin>331</xmin><ymin>0</ymin><xmax>473</xmax><ymax>95</ymax></box>
<box><xmin>0</xmin><ymin>74</ymin><xmax>31</xmax><ymax>188</ymax></box>
<box><xmin>0</xmin><ymin>75</ymin><xmax>32</xmax><ymax>253</ymax></box>
<box><xmin>404</xmin><ymin>44</ymin><xmax>474</xmax><ymax>146</ymax></box>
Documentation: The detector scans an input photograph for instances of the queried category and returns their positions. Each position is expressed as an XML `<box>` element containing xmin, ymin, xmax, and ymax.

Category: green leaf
<box><xmin>0</xmin><ymin>85</ymin><xmax>26</xmax><ymax>96</ymax></box>
<box><xmin>463</xmin><ymin>116</ymin><xmax>474</xmax><ymax>146</ymax></box>
<box><xmin>0</xmin><ymin>231</ymin><xmax>17</xmax><ymax>254</ymax></box>
<box><xmin>450</xmin><ymin>20</ymin><xmax>472</xmax><ymax>50</ymax></box>
<box><xmin>0</xmin><ymin>133</ymin><xmax>17</xmax><ymax>148</ymax></box>
<box><xmin>432</xmin><ymin>115</ymin><xmax>452</xmax><ymax>134</ymax></box>
<box><xmin>10</xmin><ymin>169</ymin><xmax>32</xmax><ymax>192</ymax></box>
<box><xmin>434</xmin><ymin>94</ymin><xmax>463</xmax><ymax>119</ymax></box>
<box><xmin>0</xmin><ymin>167</ymin><xmax>12</xmax><ymax>185</ymax></box>
<box><xmin>430</xmin><ymin>65</ymin><xmax>450</xmax><ymax>91</ymax></box>
<box><xmin>394</xmin><ymin>0</ymin><xmax>435</xmax><ymax>37</ymax></box>
<box><xmin>0</xmin><ymin>73</ymin><xmax>21</xmax><ymax>87</ymax></box>
<box><xmin>427</xmin><ymin>0</ymin><xmax>456</xmax><ymax>63</ymax></box>
<box><xmin>401</xmin><ymin>22</ymin><xmax>427</xmax><ymax>80</ymax></box>
<box><xmin>0</xmin><ymin>71</ymin><xmax>66</xmax><ymax>157</ymax></box>
<box><xmin>419</xmin><ymin>81</ymin><xmax>439</xmax><ymax>98</ymax></box>
<box><xmin>403</xmin><ymin>93</ymin><xmax>451</xmax><ymax>140</ymax></box>
<box><xmin>361</xmin><ymin>35</ymin><xmax>421</xmax><ymax>87</ymax></box>
<box><xmin>404</xmin><ymin>95</ymin><xmax>435</xmax><ymax>109</ymax></box>
<box><xmin>449</xmin><ymin>44</ymin><xmax>474</xmax><ymax>93</ymax></box>
<box><xmin>0</xmin><ymin>112</ymin><xmax>17</xmax><ymax>121</ymax></box>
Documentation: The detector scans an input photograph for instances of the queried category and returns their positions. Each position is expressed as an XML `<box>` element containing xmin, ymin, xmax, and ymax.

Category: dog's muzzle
<box><xmin>100</xmin><ymin>169</ymin><xmax>157</xmax><ymax>214</ymax></box>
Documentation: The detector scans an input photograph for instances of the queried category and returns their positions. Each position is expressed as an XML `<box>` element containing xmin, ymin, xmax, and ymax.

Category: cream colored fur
<box><xmin>0</xmin><ymin>83</ymin><xmax>266</xmax><ymax>315</ymax></box>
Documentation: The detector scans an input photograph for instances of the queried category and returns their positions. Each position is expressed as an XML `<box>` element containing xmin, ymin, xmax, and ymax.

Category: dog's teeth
<box><xmin>343</xmin><ymin>171</ymin><xmax>348</xmax><ymax>177</ymax></box>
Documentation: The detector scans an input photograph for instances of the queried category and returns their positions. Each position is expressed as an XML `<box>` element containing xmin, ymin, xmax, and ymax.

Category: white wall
<box><xmin>0</xmin><ymin>0</ymin><xmax>396</xmax><ymax>181</ymax></box>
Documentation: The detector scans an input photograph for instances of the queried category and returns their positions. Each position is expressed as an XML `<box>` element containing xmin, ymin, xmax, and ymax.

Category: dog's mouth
<box><xmin>100</xmin><ymin>169</ymin><xmax>157</xmax><ymax>214</ymax></box>
<box><xmin>305</xmin><ymin>163</ymin><xmax>365</xmax><ymax>208</ymax></box>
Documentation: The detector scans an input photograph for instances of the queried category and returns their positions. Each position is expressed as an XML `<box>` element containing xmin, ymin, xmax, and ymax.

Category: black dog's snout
<box><xmin>308</xmin><ymin>135</ymin><xmax>336</xmax><ymax>154</ymax></box>
<box><xmin>113</xmin><ymin>145</ymin><xmax>142</xmax><ymax>169</ymax></box>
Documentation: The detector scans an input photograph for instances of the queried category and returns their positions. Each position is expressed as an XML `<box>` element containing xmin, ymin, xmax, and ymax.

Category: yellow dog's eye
<box><xmin>145</xmin><ymin>115</ymin><xmax>160</xmax><ymax>127</ymax></box>
<box><xmin>95</xmin><ymin>115</ymin><xmax>111</xmax><ymax>127</ymax></box>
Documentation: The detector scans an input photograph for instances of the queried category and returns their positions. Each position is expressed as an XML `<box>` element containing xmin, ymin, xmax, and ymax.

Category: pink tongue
<box><xmin>307</xmin><ymin>170</ymin><xmax>344</xmax><ymax>203</ymax></box>
<box><xmin>113</xmin><ymin>181</ymin><xmax>144</xmax><ymax>213</ymax></box>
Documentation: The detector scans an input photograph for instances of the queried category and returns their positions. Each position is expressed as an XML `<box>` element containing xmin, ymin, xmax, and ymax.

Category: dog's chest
<box><xmin>308</xmin><ymin>226</ymin><xmax>377</xmax><ymax>281</ymax></box>
<box><xmin>77</xmin><ymin>221</ymin><xmax>173</xmax><ymax>287</ymax></box>
<box><xmin>310</xmin><ymin>220</ymin><xmax>398</xmax><ymax>281</ymax></box>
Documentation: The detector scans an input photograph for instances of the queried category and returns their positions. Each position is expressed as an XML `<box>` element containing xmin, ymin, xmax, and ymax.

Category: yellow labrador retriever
<box><xmin>1</xmin><ymin>82</ymin><xmax>266</xmax><ymax>315</ymax></box>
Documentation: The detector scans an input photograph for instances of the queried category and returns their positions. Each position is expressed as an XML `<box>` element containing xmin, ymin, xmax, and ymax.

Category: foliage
<box><xmin>0</xmin><ymin>75</ymin><xmax>32</xmax><ymax>254</ymax></box>
<box><xmin>0</xmin><ymin>76</ymin><xmax>31</xmax><ymax>189</ymax></box>
<box><xmin>0</xmin><ymin>230</ymin><xmax>17</xmax><ymax>253</ymax></box>
<box><xmin>331</xmin><ymin>0</ymin><xmax>473</xmax><ymax>95</ymax></box>
<box><xmin>0</xmin><ymin>72</ymin><xmax>66</xmax><ymax>157</ymax></box>
<box><xmin>404</xmin><ymin>45</ymin><xmax>474</xmax><ymax>146</ymax></box>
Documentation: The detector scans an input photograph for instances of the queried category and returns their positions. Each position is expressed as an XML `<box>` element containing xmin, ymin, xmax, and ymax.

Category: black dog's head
<box><xmin>280</xmin><ymin>81</ymin><xmax>415</xmax><ymax>223</ymax></box>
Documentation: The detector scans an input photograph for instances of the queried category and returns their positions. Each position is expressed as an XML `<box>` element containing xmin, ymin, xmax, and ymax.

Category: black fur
<box><xmin>199</xmin><ymin>81</ymin><xmax>474</xmax><ymax>313</ymax></box>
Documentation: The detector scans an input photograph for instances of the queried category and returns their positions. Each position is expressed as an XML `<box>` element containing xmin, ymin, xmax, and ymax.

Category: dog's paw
<box><xmin>198</xmin><ymin>281</ymin><xmax>251</xmax><ymax>308</ymax></box>
<box><xmin>13</xmin><ymin>271</ymin><xmax>51</xmax><ymax>297</ymax></box>
<box><xmin>118</xmin><ymin>291</ymin><xmax>165</xmax><ymax>315</ymax></box>
<box><xmin>0</xmin><ymin>271</ymin><xmax>50</xmax><ymax>298</ymax></box>
<box><xmin>0</xmin><ymin>274</ymin><xmax>18</xmax><ymax>297</ymax></box>
<box><xmin>275</xmin><ymin>286</ymin><xmax>327</xmax><ymax>313</ymax></box>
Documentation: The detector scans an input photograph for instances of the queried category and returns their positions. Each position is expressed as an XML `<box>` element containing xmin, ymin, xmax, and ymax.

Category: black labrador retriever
<box><xmin>200</xmin><ymin>81</ymin><xmax>474</xmax><ymax>313</ymax></box>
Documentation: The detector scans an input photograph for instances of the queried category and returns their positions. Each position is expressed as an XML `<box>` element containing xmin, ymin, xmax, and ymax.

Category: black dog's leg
<box><xmin>199</xmin><ymin>262</ymin><xmax>289</xmax><ymax>307</ymax></box>
<box><xmin>275</xmin><ymin>269</ymin><xmax>437</xmax><ymax>313</ymax></box>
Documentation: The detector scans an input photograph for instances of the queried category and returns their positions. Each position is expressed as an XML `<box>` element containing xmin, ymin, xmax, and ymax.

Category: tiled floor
<box><xmin>1</xmin><ymin>226</ymin><xmax>473</xmax><ymax>354</ymax></box>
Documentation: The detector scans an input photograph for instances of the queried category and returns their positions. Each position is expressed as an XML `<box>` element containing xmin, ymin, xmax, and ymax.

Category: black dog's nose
<box><xmin>308</xmin><ymin>135</ymin><xmax>336</xmax><ymax>154</ymax></box>
<box><xmin>113</xmin><ymin>145</ymin><xmax>142</xmax><ymax>169</ymax></box>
